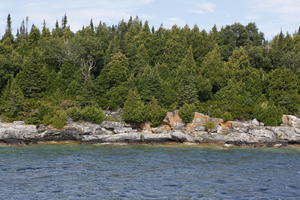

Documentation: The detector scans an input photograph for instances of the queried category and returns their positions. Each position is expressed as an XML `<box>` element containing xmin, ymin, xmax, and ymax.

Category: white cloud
<box><xmin>190</xmin><ymin>1</ymin><xmax>216</xmax><ymax>14</ymax></box>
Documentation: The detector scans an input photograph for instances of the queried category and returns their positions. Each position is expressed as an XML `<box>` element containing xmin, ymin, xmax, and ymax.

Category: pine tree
<box><xmin>145</xmin><ymin>97</ymin><xmax>166</xmax><ymax>127</ymax></box>
<box><xmin>95</xmin><ymin>52</ymin><xmax>129</xmax><ymax>92</ymax></box>
<box><xmin>16</xmin><ymin>51</ymin><xmax>48</xmax><ymax>98</ymax></box>
<box><xmin>2</xmin><ymin>14</ymin><xmax>13</xmax><ymax>41</ymax></box>
<box><xmin>201</xmin><ymin>46</ymin><xmax>228</xmax><ymax>93</ymax></box>
<box><xmin>62</xmin><ymin>14</ymin><xmax>68</xmax><ymax>29</ymax></box>
<box><xmin>29</xmin><ymin>25</ymin><xmax>41</xmax><ymax>44</ymax></box>
<box><xmin>122</xmin><ymin>90</ymin><xmax>146</xmax><ymax>124</ymax></box>
<box><xmin>176</xmin><ymin>47</ymin><xmax>199</xmax><ymax>105</ymax></box>
<box><xmin>42</xmin><ymin>20</ymin><xmax>51</xmax><ymax>38</ymax></box>
<box><xmin>129</xmin><ymin>44</ymin><xmax>150</xmax><ymax>74</ymax></box>
<box><xmin>134</xmin><ymin>66</ymin><xmax>162</xmax><ymax>102</ymax></box>
<box><xmin>0</xmin><ymin>78</ymin><xmax>24</xmax><ymax>120</ymax></box>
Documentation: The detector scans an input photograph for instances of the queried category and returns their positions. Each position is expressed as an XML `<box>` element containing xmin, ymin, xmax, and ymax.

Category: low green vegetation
<box><xmin>179</xmin><ymin>103</ymin><xmax>196</xmax><ymax>123</ymax></box>
<box><xmin>67</xmin><ymin>106</ymin><xmax>105</xmax><ymax>123</ymax></box>
<box><xmin>204</xmin><ymin>121</ymin><xmax>216</xmax><ymax>132</ymax></box>
<box><xmin>0</xmin><ymin>14</ymin><xmax>299</xmax><ymax>127</ymax></box>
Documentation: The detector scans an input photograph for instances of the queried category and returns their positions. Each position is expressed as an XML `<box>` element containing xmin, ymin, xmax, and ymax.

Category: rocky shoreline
<box><xmin>1</xmin><ymin>112</ymin><xmax>300</xmax><ymax>147</ymax></box>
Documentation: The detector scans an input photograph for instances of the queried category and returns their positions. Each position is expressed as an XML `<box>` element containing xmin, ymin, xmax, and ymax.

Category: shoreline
<box><xmin>1</xmin><ymin>112</ymin><xmax>300</xmax><ymax>148</ymax></box>
<box><xmin>1</xmin><ymin>141</ymin><xmax>300</xmax><ymax>149</ymax></box>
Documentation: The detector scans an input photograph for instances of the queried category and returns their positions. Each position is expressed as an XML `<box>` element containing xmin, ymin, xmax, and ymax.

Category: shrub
<box><xmin>179</xmin><ymin>103</ymin><xmax>196</xmax><ymax>123</ymax></box>
<box><xmin>51</xmin><ymin>111</ymin><xmax>67</xmax><ymax>129</ymax></box>
<box><xmin>204</xmin><ymin>121</ymin><xmax>216</xmax><ymax>132</ymax></box>
<box><xmin>122</xmin><ymin>90</ymin><xmax>146</xmax><ymax>124</ymax></box>
<box><xmin>67</xmin><ymin>107</ymin><xmax>82</xmax><ymax>121</ymax></box>
<box><xmin>145</xmin><ymin>97</ymin><xmax>166</xmax><ymax>127</ymax></box>
<box><xmin>253</xmin><ymin>101</ymin><xmax>284</xmax><ymax>126</ymax></box>
<box><xmin>80</xmin><ymin>106</ymin><xmax>105</xmax><ymax>123</ymax></box>
<box><xmin>210</xmin><ymin>109</ymin><xmax>234</xmax><ymax>122</ymax></box>
<box><xmin>67</xmin><ymin>106</ymin><xmax>105</xmax><ymax>123</ymax></box>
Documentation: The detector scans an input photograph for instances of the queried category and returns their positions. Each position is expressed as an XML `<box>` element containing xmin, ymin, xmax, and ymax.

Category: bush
<box><xmin>210</xmin><ymin>109</ymin><xmax>234</xmax><ymax>122</ymax></box>
<box><xmin>253</xmin><ymin>102</ymin><xmax>284</xmax><ymax>126</ymax></box>
<box><xmin>80</xmin><ymin>106</ymin><xmax>105</xmax><ymax>123</ymax></box>
<box><xmin>179</xmin><ymin>103</ymin><xmax>196</xmax><ymax>123</ymax></box>
<box><xmin>204</xmin><ymin>121</ymin><xmax>216</xmax><ymax>131</ymax></box>
<box><xmin>67</xmin><ymin>106</ymin><xmax>105</xmax><ymax>123</ymax></box>
<box><xmin>122</xmin><ymin>90</ymin><xmax>146</xmax><ymax>124</ymax></box>
<box><xmin>145</xmin><ymin>97</ymin><xmax>166</xmax><ymax>127</ymax></box>
<box><xmin>51</xmin><ymin>111</ymin><xmax>67</xmax><ymax>129</ymax></box>
<box><xmin>67</xmin><ymin>107</ymin><xmax>82</xmax><ymax>121</ymax></box>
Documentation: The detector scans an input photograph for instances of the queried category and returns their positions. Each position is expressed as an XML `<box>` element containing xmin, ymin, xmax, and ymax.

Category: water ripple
<box><xmin>0</xmin><ymin>144</ymin><xmax>299</xmax><ymax>200</ymax></box>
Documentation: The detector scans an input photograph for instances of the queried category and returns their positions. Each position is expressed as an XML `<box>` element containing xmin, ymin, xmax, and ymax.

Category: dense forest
<box><xmin>0</xmin><ymin>14</ymin><xmax>300</xmax><ymax>128</ymax></box>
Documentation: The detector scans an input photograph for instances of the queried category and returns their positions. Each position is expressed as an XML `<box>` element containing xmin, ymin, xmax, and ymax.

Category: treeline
<box><xmin>0</xmin><ymin>14</ymin><xmax>300</xmax><ymax>128</ymax></box>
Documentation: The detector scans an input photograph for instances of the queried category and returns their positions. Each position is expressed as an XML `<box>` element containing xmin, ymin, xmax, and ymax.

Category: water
<box><xmin>0</xmin><ymin>144</ymin><xmax>300</xmax><ymax>200</ymax></box>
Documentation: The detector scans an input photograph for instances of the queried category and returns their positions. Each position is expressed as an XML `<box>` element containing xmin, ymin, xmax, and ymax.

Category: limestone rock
<box><xmin>282</xmin><ymin>115</ymin><xmax>300</xmax><ymax>129</ymax></box>
<box><xmin>171</xmin><ymin>131</ymin><xmax>195</xmax><ymax>142</ymax></box>
<box><xmin>186</xmin><ymin>113</ymin><xmax>223</xmax><ymax>133</ymax></box>
<box><xmin>140</xmin><ymin>122</ymin><xmax>152</xmax><ymax>132</ymax></box>
<box><xmin>163</xmin><ymin>111</ymin><xmax>184</xmax><ymax>130</ymax></box>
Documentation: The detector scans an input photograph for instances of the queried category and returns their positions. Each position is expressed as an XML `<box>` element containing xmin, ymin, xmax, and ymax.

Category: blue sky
<box><xmin>1</xmin><ymin>0</ymin><xmax>300</xmax><ymax>39</ymax></box>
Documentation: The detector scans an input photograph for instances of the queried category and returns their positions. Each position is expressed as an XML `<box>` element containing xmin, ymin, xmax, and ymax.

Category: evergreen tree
<box><xmin>96</xmin><ymin>52</ymin><xmax>129</xmax><ymax>92</ymax></box>
<box><xmin>62</xmin><ymin>14</ymin><xmax>68</xmax><ymax>29</ymax></box>
<box><xmin>29</xmin><ymin>25</ymin><xmax>41</xmax><ymax>44</ymax></box>
<box><xmin>176</xmin><ymin>47</ymin><xmax>199</xmax><ymax>105</ymax></box>
<box><xmin>201</xmin><ymin>46</ymin><xmax>228</xmax><ymax>93</ymax></box>
<box><xmin>145</xmin><ymin>97</ymin><xmax>166</xmax><ymax>127</ymax></box>
<box><xmin>3</xmin><ymin>14</ymin><xmax>13</xmax><ymax>41</ymax></box>
<box><xmin>16</xmin><ymin>51</ymin><xmax>48</xmax><ymax>98</ymax></box>
<box><xmin>42</xmin><ymin>20</ymin><xmax>51</xmax><ymax>38</ymax></box>
<box><xmin>0</xmin><ymin>78</ymin><xmax>24</xmax><ymax>120</ymax></box>
<box><xmin>122</xmin><ymin>90</ymin><xmax>145</xmax><ymax>124</ymax></box>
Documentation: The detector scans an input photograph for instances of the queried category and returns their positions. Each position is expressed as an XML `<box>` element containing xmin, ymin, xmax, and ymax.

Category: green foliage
<box><xmin>179</xmin><ymin>103</ymin><xmax>196</xmax><ymax>123</ymax></box>
<box><xmin>16</xmin><ymin>51</ymin><xmax>49</xmax><ymax>98</ymax></box>
<box><xmin>265</xmin><ymin>68</ymin><xmax>300</xmax><ymax>114</ymax></box>
<box><xmin>80</xmin><ymin>106</ymin><xmax>105</xmax><ymax>123</ymax></box>
<box><xmin>67</xmin><ymin>107</ymin><xmax>82</xmax><ymax>121</ymax></box>
<box><xmin>51</xmin><ymin>111</ymin><xmax>67</xmax><ymax>129</ymax></box>
<box><xmin>0</xmin><ymin>16</ymin><xmax>299</xmax><ymax>127</ymax></box>
<box><xmin>122</xmin><ymin>90</ymin><xmax>146</xmax><ymax>124</ymax></box>
<box><xmin>145</xmin><ymin>97</ymin><xmax>166</xmax><ymax>127</ymax></box>
<box><xmin>253</xmin><ymin>101</ymin><xmax>284</xmax><ymax>126</ymax></box>
<box><xmin>67</xmin><ymin>106</ymin><xmax>105</xmax><ymax>123</ymax></box>
<box><xmin>0</xmin><ymin>78</ymin><xmax>24</xmax><ymax>121</ymax></box>
<box><xmin>204</xmin><ymin>121</ymin><xmax>216</xmax><ymax>131</ymax></box>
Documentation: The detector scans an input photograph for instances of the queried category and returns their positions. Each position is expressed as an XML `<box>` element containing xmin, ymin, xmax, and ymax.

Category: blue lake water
<box><xmin>0</xmin><ymin>144</ymin><xmax>300</xmax><ymax>200</ymax></box>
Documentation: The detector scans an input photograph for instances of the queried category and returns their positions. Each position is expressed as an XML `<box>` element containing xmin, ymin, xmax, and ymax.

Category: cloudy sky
<box><xmin>1</xmin><ymin>0</ymin><xmax>300</xmax><ymax>39</ymax></box>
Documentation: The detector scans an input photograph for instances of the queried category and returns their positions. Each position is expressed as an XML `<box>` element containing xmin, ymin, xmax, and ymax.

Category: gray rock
<box><xmin>171</xmin><ymin>131</ymin><xmax>195</xmax><ymax>142</ymax></box>
<box><xmin>13</xmin><ymin>121</ymin><xmax>25</xmax><ymax>125</ymax></box>
<box><xmin>282</xmin><ymin>115</ymin><xmax>300</xmax><ymax>129</ymax></box>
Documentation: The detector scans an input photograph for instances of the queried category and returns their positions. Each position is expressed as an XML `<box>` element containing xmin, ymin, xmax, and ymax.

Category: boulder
<box><xmin>163</xmin><ymin>111</ymin><xmax>184</xmax><ymax>130</ymax></box>
<box><xmin>152</xmin><ymin>125</ymin><xmax>170</xmax><ymax>134</ymax></box>
<box><xmin>38</xmin><ymin>127</ymin><xmax>82</xmax><ymax>141</ymax></box>
<box><xmin>271</xmin><ymin>126</ymin><xmax>300</xmax><ymax>143</ymax></box>
<box><xmin>282</xmin><ymin>115</ymin><xmax>300</xmax><ymax>129</ymax></box>
<box><xmin>140</xmin><ymin>122</ymin><xmax>152</xmax><ymax>132</ymax></box>
<box><xmin>66</xmin><ymin>122</ymin><xmax>104</xmax><ymax>135</ymax></box>
<box><xmin>186</xmin><ymin>113</ymin><xmax>223</xmax><ymax>133</ymax></box>
<box><xmin>0</xmin><ymin>122</ymin><xmax>38</xmax><ymax>143</ymax></box>
<box><xmin>100</xmin><ymin>121</ymin><xmax>130</xmax><ymax>129</ymax></box>
<box><xmin>13</xmin><ymin>121</ymin><xmax>25</xmax><ymax>125</ymax></box>
<box><xmin>171</xmin><ymin>131</ymin><xmax>195</xmax><ymax>143</ymax></box>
